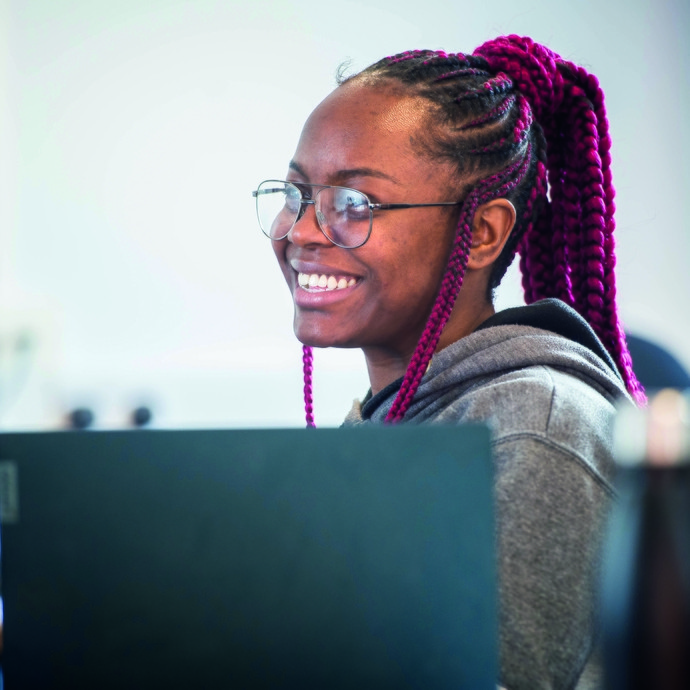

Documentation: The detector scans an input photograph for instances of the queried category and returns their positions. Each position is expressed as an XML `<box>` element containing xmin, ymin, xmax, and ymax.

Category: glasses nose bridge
<box><xmin>288</xmin><ymin>192</ymin><xmax>332</xmax><ymax>247</ymax></box>
<box><xmin>295</xmin><ymin>190</ymin><xmax>330</xmax><ymax>238</ymax></box>
<box><xmin>296</xmin><ymin>196</ymin><xmax>316</xmax><ymax>223</ymax></box>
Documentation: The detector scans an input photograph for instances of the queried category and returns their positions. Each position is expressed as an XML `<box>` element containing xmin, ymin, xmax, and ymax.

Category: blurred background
<box><xmin>0</xmin><ymin>0</ymin><xmax>688</xmax><ymax>429</ymax></box>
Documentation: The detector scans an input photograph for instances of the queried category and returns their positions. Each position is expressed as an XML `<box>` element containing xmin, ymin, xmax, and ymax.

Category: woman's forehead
<box><xmin>308</xmin><ymin>81</ymin><xmax>428</xmax><ymax>136</ymax></box>
<box><xmin>292</xmin><ymin>83</ymin><xmax>436</xmax><ymax>183</ymax></box>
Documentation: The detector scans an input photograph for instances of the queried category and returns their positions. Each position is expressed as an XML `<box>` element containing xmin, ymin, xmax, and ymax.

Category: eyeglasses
<box><xmin>252</xmin><ymin>179</ymin><xmax>462</xmax><ymax>249</ymax></box>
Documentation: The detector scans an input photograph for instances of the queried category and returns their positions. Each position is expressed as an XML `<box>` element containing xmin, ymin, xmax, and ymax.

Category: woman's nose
<box><xmin>287</xmin><ymin>202</ymin><xmax>332</xmax><ymax>247</ymax></box>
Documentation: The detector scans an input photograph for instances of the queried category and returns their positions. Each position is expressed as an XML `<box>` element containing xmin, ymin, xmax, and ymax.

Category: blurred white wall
<box><xmin>1</xmin><ymin>0</ymin><xmax>688</xmax><ymax>429</ymax></box>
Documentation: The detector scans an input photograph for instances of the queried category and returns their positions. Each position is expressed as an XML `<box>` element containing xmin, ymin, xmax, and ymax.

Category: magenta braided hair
<box><xmin>300</xmin><ymin>35</ymin><xmax>644</xmax><ymax>426</ymax></box>
<box><xmin>302</xmin><ymin>345</ymin><xmax>315</xmax><ymax>428</ymax></box>
<box><xmin>473</xmin><ymin>36</ymin><xmax>643</xmax><ymax>404</ymax></box>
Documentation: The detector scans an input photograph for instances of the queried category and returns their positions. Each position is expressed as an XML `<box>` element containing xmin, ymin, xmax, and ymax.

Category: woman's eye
<box><xmin>349</xmin><ymin>208</ymin><xmax>370</xmax><ymax>222</ymax></box>
<box><xmin>284</xmin><ymin>187</ymin><xmax>302</xmax><ymax>210</ymax></box>
<box><xmin>342</xmin><ymin>194</ymin><xmax>369</xmax><ymax>215</ymax></box>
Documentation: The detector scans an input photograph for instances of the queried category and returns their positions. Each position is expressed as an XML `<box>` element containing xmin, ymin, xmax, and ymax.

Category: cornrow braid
<box><xmin>437</xmin><ymin>67</ymin><xmax>491</xmax><ymax>82</ymax></box>
<box><xmin>300</xmin><ymin>35</ymin><xmax>644</xmax><ymax>426</ymax></box>
<box><xmin>462</xmin><ymin>93</ymin><xmax>516</xmax><ymax>129</ymax></box>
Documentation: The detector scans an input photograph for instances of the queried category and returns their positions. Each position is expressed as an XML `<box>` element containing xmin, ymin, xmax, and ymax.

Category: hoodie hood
<box><xmin>351</xmin><ymin>299</ymin><xmax>630</xmax><ymax>425</ymax></box>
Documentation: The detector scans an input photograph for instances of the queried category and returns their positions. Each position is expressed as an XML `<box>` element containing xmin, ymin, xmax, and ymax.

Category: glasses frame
<box><xmin>252</xmin><ymin>179</ymin><xmax>463</xmax><ymax>249</ymax></box>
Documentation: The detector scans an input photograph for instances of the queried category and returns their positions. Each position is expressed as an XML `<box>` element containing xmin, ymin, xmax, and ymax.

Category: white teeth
<box><xmin>298</xmin><ymin>273</ymin><xmax>358</xmax><ymax>292</ymax></box>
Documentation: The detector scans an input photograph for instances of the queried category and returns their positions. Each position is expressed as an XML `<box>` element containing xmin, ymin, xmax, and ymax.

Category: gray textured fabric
<box><xmin>343</xmin><ymin>322</ymin><xmax>631</xmax><ymax>690</ymax></box>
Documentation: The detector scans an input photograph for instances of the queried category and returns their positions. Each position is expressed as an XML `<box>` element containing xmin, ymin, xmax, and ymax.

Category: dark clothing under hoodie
<box><xmin>343</xmin><ymin>298</ymin><xmax>631</xmax><ymax>690</ymax></box>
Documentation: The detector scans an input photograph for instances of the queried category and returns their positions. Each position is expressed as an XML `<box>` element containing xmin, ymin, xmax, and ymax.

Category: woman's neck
<box><xmin>363</xmin><ymin>300</ymin><xmax>496</xmax><ymax>395</ymax></box>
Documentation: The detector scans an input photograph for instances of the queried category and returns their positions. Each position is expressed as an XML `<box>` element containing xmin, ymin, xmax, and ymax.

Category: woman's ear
<box><xmin>467</xmin><ymin>198</ymin><xmax>516</xmax><ymax>271</ymax></box>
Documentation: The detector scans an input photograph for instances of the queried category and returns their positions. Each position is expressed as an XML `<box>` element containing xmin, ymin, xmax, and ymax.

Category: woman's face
<box><xmin>272</xmin><ymin>80</ymin><xmax>461</xmax><ymax>359</ymax></box>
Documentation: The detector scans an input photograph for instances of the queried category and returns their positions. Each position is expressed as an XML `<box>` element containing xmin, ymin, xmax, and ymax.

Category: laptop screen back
<box><xmin>0</xmin><ymin>425</ymin><xmax>496</xmax><ymax>689</ymax></box>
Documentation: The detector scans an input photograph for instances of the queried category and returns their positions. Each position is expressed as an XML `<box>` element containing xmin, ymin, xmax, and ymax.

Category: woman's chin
<box><xmin>294</xmin><ymin>331</ymin><xmax>344</xmax><ymax>349</ymax></box>
<box><xmin>293</xmin><ymin>321</ymin><xmax>355</xmax><ymax>350</ymax></box>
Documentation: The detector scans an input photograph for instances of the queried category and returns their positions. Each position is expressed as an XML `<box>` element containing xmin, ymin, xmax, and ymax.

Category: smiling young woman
<box><xmin>254</xmin><ymin>35</ymin><xmax>643</xmax><ymax>689</ymax></box>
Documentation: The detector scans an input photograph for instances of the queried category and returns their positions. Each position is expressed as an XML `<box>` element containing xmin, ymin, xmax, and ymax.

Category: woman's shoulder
<box><xmin>433</xmin><ymin>360</ymin><xmax>617</xmax><ymax>428</ymax></box>
<box><xmin>433</xmin><ymin>362</ymin><xmax>620</xmax><ymax>486</ymax></box>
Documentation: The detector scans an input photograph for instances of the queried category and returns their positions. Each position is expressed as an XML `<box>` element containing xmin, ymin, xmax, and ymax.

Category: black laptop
<box><xmin>0</xmin><ymin>425</ymin><xmax>496</xmax><ymax>689</ymax></box>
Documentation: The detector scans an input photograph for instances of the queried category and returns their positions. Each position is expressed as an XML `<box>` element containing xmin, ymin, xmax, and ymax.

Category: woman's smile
<box><xmin>297</xmin><ymin>273</ymin><xmax>358</xmax><ymax>292</ymax></box>
<box><xmin>290</xmin><ymin>262</ymin><xmax>362</xmax><ymax>309</ymax></box>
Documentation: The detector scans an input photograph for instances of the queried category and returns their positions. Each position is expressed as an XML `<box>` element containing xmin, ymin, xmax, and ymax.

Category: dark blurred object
<box><xmin>626</xmin><ymin>334</ymin><xmax>690</xmax><ymax>391</ymax></box>
<box><xmin>602</xmin><ymin>390</ymin><xmax>690</xmax><ymax>690</ymax></box>
<box><xmin>130</xmin><ymin>406</ymin><xmax>152</xmax><ymax>428</ymax></box>
<box><xmin>67</xmin><ymin>407</ymin><xmax>94</xmax><ymax>430</ymax></box>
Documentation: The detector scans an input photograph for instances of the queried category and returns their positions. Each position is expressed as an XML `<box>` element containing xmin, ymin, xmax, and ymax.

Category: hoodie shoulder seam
<box><xmin>492</xmin><ymin>431</ymin><xmax>615</xmax><ymax>497</ymax></box>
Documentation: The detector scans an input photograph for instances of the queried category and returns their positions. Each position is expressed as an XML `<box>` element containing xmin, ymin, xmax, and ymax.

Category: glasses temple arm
<box><xmin>371</xmin><ymin>201</ymin><xmax>463</xmax><ymax>210</ymax></box>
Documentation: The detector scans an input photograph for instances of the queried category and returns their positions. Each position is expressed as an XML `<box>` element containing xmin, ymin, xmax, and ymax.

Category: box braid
<box><xmin>302</xmin><ymin>344</ymin><xmax>315</xmax><ymax>428</ymax></box>
<box><xmin>300</xmin><ymin>35</ymin><xmax>644</xmax><ymax>427</ymax></box>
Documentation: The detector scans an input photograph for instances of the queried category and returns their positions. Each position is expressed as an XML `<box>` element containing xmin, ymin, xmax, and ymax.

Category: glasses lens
<box><xmin>317</xmin><ymin>187</ymin><xmax>372</xmax><ymax>248</ymax></box>
<box><xmin>255</xmin><ymin>181</ymin><xmax>301</xmax><ymax>239</ymax></box>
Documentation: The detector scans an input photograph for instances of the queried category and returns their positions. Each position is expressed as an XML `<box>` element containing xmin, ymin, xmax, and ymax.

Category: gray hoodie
<box><xmin>343</xmin><ymin>299</ymin><xmax>631</xmax><ymax>690</ymax></box>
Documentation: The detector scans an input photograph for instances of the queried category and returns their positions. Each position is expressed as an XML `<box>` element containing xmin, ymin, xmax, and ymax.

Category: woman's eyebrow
<box><xmin>288</xmin><ymin>160</ymin><xmax>309</xmax><ymax>178</ymax></box>
<box><xmin>288</xmin><ymin>160</ymin><xmax>401</xmax><ymax>185</ymax></box>
<box><xmin>335</xmin><ymin>168</ymin><xmax>401</xmax><ymax>185</ymax></box>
